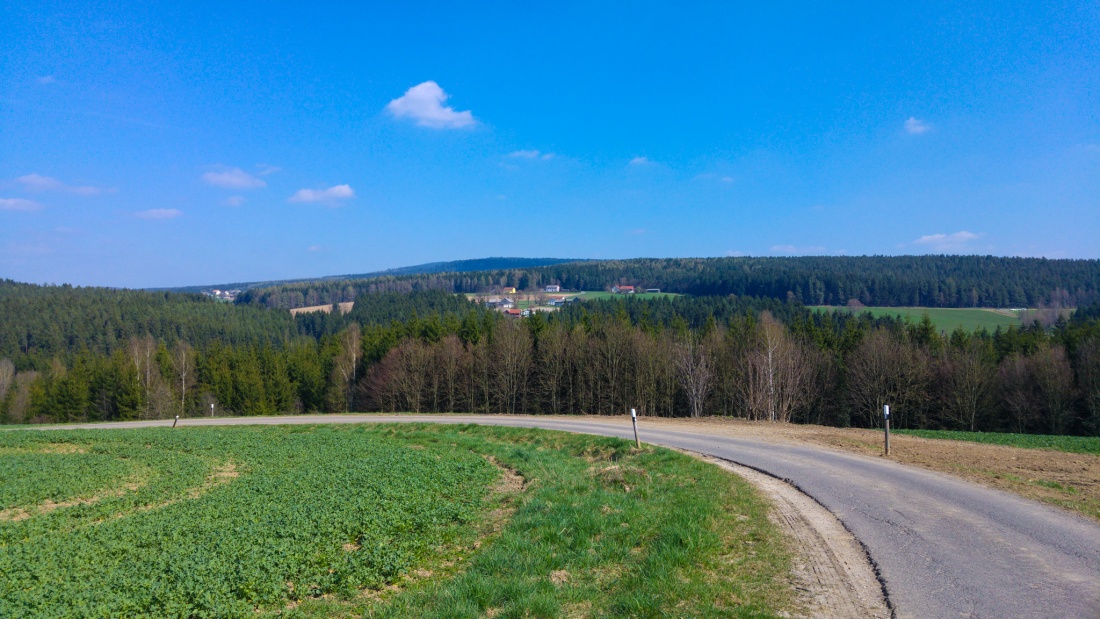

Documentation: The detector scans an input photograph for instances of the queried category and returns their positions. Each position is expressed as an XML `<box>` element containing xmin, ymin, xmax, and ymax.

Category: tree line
<box><xmin>2</xmin><ymin>281</ymin><xmax>1098</xmax><ymax>436</ymax></box>
<box><xmin>238</xmin><ymin>255</ymin><xmax>1100</xmax><ymax>310</ymax></box>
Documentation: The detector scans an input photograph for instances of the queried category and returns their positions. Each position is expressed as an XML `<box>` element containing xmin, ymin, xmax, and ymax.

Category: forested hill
<box><xmin>163</xmin><ymin>257</ymin><xmax>583</xmax><ymax>293</ymax></box>
<box><xmin>0</xmin><ymin>280</ymin><xmax>297</xmax><ymax>363</ymax></box>
<box><xmin>238</xmin><ymin>255</ymin><xmax>1100</xmax><ymax>310</ymax></box>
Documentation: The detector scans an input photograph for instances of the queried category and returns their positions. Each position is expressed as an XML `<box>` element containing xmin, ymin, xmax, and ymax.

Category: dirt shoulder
<box><xmin>641</xmin><ymin>417</ymin><xmax>1100</xmax><ymax>523</ymax></box>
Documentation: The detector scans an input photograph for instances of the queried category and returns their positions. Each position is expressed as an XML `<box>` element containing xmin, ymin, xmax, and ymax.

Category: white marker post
<box><xmin>172</xmin><ymin>415</ymin><xmax>179</xmax><ymax>428</ymax></box>
<box><xmin>630</xmin><ymin>408</ymin><xmax>640</xmax><ymax>448</ymax></box>
<box><xmin>211</xmin><ymin>403</ymin><xmax>215</xmax><ymax>418</ymax></box>
<box><xmin>883</xmin><ymin>404</ymin><xmax>891</xmax><ymax>456</ymax></box>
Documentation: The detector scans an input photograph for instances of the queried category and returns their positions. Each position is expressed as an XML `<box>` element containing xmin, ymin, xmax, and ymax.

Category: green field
<box><xmin>578</xmin><ymin>290</ymin><xmax>682</xmax><ymax>302</ymax></box>
<box><xmin>0</xmin><ymin>424</ymin><xmax>791</xmax><ymax>618</ymax></box>
<box><xmin>894</xmin><ymin>429</ymin><xmax>1100</xmax><ymax>455</ymax></box>
<box><xmin>811</xmin><ymin>306</ymin><xmax>1022</xmax><ymax>332</ymax></box>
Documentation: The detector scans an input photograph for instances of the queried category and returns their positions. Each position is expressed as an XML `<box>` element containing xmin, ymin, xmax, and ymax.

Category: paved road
<box><xmin>37</xmin><ymin>414</ymin><xmax>1100</xmax><ymax>619</ymax></box>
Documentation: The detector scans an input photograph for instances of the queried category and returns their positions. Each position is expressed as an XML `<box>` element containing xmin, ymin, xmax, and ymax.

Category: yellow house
<box><xmin>502</xmin><ymin>287</ymin><xmax>517</xmax><ymax>294</ymax></box>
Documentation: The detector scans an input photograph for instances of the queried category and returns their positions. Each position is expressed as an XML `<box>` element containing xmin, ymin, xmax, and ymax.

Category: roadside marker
<box><xmin>631</xmin><ymin>408</ymin><xmax>641</xmax><ymax>448</ymax></box>
<box><xmin>883</xmin><ymin>405</ymin><xmax>891</xmax><ymax>456</ymax></box>
<box><xmin>172</xmin><ymin>415</ymin><xmax>179</xmax><ymax>428</ymax></box>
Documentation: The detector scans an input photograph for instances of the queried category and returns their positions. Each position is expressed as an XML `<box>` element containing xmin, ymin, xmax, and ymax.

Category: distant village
<box><xmin>472</xmin><ymin>284</ymin><xmax>661</xmax><ymax>317</ymax></box>
<box><xmin>202</xmin><ymin>289</ymin><xmax>242</xmax><ymax>302</ymax></box>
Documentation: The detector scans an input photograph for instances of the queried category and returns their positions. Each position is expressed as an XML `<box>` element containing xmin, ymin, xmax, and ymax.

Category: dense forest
<box><xmin>238</xmin><ymin>255</ymin><xmax>1100</xmax><ymax>310</ymax></box>
<box><xmin>164</xmin><ymin>257</ymin><xmax>581</xmax><ymax>294</ymax></box>
<box><xmin>2</xmin><ymin>278</ymin><xmax>1098</xmax><ymax>436</ymax></box>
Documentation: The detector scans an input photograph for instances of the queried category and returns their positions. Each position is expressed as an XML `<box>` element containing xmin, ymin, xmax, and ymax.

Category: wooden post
<box><xmin>883</xmin><ymin>405</ymin><xmax>890</xmax><ymax>456</ymax></box>
<box><xmin>630</xmin><ymin>408</ymin><xmax>641</xmax><ymax>448</ymax></box>
<box><xmin>172</xmin><ymin>415</ymin><xmax>179</xmax><ymax>428</ymax></box>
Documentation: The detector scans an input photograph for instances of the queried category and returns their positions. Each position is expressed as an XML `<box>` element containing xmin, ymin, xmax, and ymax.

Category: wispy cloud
<box><xmin>37</xmin><ymin>75</ymin><xmax>57</xmax><ymax>85</ymax></box>
<box><xmin>386</xmin><ymin>81</ymin><xmax>476</xmax><ymax>129</ymax></box>
<box><xmin>289</xmin><ymin>184</ymin><xmax>355</xmax><ymax>204</ymax></box>
<box><xmin>14</xmin><ymin>174</ymin><xmax>112</xmax><ymax>195</ymax></box>
<box><xmin>625</xmin><ymin>228</ymin><xmax>646</xmax><ymax>236</ymax></box>
<box><xmin>693</xmin><ymin>173</ymin><xmax>733</xmax><ymax>183</ymax></box>
<box><xmin>629</xmin><ymin>156</ymin><xmax>652</xmax><ymax>166</ymax></box>
<box><xmin>0</xmin><ymin>198</ymin><xmax>42</xmax><ymax>211</ymax></box>
<box><xmin>904</xmin><ymin>117</ymin><xmax>930</xmax><ymax>135</ymax></box>
<box><xmin>770</xmin><ymin>244</ymin><xmax>827</xmax><ymax>255</ymax></box>
<box><xmin>135</xmin><ymin>208</ymin><xmax>182</xmax><ymax>220</ymax></box>
<box><xmin>912</xmin><ymin>230</ymin><xmax>980</xmax><ymax>252</ymax></box>
<box><xmin>201</xmin><ymin>167</ymin><xmax>266</xmax><ymax>189</ymax></box>
<box><xmin>307</xmin><ymin>245</ymin><xmax>322</xmax><ymax>252</ymax></box>
<box><xmin>223</xmin><ymin>196</ymin><xmax>246</xmax><ymax>207</ymax></box>
<box><xmin>255</xmin><ymin>164</ymin><xmax>281</xmax><ymax>176</ymax></box>
<box><xmin>507</xmin><ymin>150</ymin><xmax>555</xmax><ymax>160</ymax></box>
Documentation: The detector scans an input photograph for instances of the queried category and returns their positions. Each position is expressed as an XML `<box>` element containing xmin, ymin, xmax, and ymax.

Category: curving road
<box><xmin>35</xmin><ymin>414</ymin><xmax>1100</xmax><ymax>619</ymax></box>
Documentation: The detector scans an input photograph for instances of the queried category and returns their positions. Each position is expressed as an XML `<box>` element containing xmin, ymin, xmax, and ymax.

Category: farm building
<box><xmin>612</xmin><ymin>285</ymin><xmax>635</xmax><ymax>294</ymax></box>
<box><xmin>544</xmin><ymin>285</ymin><xmax>561</xmax><ymax>292</ymax></box>
<box><xmin>503</xmin><ymin>308</ymin><xmax>523</xmax><ymax>317</ymax></box>
<box><xmin>502</xmin><ymin>287</ymin><xmax>517</xmax><ymax>294</ymax></box>
<box><xmin>646</xmin><ymin>288</ymin><xmax>660</xmax><ymax>293</ymax></box>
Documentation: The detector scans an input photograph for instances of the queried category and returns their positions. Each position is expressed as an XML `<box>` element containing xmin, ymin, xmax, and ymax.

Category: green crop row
<box><xmin>894</xmin><ymin>429</ymin><xmax>1100</xmax><ymax>455</ymax></box>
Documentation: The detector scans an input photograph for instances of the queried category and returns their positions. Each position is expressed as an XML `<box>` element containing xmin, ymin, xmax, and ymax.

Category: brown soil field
<box><xmin>640</xmin><ymin>417</ymin><xmax>1100</xmax><ymax>523</ymax></box>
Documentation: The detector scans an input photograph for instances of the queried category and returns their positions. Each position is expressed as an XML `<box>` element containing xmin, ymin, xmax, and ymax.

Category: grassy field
<box><xmin>578</xmin><ymin>291</ymin><xmax>682</xmax><ymax>302</ymax></box>
<box><xmin>0</xmin><ymin>424</ymin><xmax>792</xmax><ymax>618</ymax></box>
<box><xmin>811</xmin><ymin>306</ymin><xmax>1021</xmax><ymax>332</ymax></box>
<box><xmin>894</xmin><ymin>429</ymin><xmax>1100</xmax><ymax>455</ymax></box>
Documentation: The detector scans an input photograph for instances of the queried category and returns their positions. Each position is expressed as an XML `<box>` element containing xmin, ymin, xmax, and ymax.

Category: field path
<box><xmin>37</xmin><ymin>414</ymin><xmax>1100</xmax><ymax>618</ymax></box>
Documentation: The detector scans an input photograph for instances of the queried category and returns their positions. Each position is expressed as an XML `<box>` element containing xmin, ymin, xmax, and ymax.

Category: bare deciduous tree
<box><xmin>333</xmin><ymin>324</ymin><xmax>361</xmax><ymax>412</ymax></box>
<box><xmin>675</xmin><ymin>334</ymin><xmax>712</xmax><ymax>418</ymax></box>
<box><xmin>0</xmin><ymin>358</ymin><xmax>14</xmax><ymax>405</ymax></box>
<box><xmin>492</xmin><ymin>320</ymin><xmax>532</xmax><ymax>414</ymax></box>
<box><xmin>173</xmin><ymin>341</ymin><xmax>195</xmax><ymax>416</ymax></box>
<box><xmin>740</xmin><ymin>313</ymin><xmax>815</xmax><ymax>422</ymax></box>
<box><xmin>936</xmin><ymin>341</ymin><xmax>994</xmax><ymax>431</ymax></box>
<box><xmin>845</xmin><ymin>329</ymin><xmax>930</xmax><ymax>428</ymax></box>
<box><xmin>129</xmin><ymin>335</ymin><xmax>156</xmax><ymax>417</ymax></box>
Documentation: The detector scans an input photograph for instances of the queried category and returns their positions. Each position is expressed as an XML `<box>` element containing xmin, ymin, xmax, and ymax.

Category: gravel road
<box><xmin>37</xmin><ymin>414</ymin><xmax>1100</xmax><ymax>619</ymax></box>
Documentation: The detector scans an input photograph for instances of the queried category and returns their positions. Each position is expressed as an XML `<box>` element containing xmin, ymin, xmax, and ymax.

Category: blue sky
<box><xmin>2</xmin><ymin>1</ymin><xmax>1098</xmax><ymax>288</ymax></box>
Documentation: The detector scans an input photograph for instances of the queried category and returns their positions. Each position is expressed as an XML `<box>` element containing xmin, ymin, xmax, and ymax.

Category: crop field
<box><xmin>893</xmin><ymin>429</ymin><xmax>1100</xmax><ymax>455</ymax></box>
<box><xmin>578</xmin><ymin>291</ymin><xmax>682</xmax><ymax>302</ymax></box>
<box><xmin>810</xmin><ymin>306</ymin><xmax>1021</xmax><ymax>332</ymax></box>
<box><xmin>0</xmin><ymin>424</ymin><xmax>791</xmax><ymax>618</ymax></box>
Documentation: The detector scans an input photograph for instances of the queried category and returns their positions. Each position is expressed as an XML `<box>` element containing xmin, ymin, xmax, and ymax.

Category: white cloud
<box><xmin>201</xmin><ymin>167</ymin><xmax>266</xmax><ymax>189</ymax></box>
<box><xmin>629</xmin><ymin>156</ymin><xmax>652</xmax><ymax>166</ymax></box>
<box><xmin>223</xmin><ymin>196</ymin><xmax>246</xmax><ymax>207</ymax></box>
<box><xmin>135</xmin><ymin>208</ymin><xmax>182</xmax><ymax>220</ymax></box>
<box><xmin>0</xmin><ymin>198</ymin><xmax>42</xmax><ymax>211</ymax></box>
<box><xmin>694</xmin><ymin>173</ymin><xmax>734</xmax><ymax>183</ymax></box>
<box><xmin>507</xmin><ymin>150</ymin><xmax>555</xmax><ymax>160</ymax></box>
<box><xmin>905</xmin><ymin>117</ymin><xmax>930</xmax><ymax>135</ymax></box>
<box><xmin>255</xmin><ymin>164</ymin><xmax>281</xmax><ymax>176</ymax></box>
<box><xmin>37</xmin><ymin>75</ymin><xmax>57</xmax><ymax>84</ymax></box>
<box><xmin>912</xmin><ymin>230</ymin><xmax>981</xmax><ymax>252</ymax></box>
<box><xmin>386</xmin><ymin>81</ymin><xmax>476</xmax><ymax>129</ymax></box>
<box><xmin>289</xmin><ymin>184</ymin><xmax>355</xmax><ymax>204</ymax></box>
<box><xmin>14</xmin><ymin>173</ymin><xmax>111</xmax><ymax>195</ymax></box>
<box><xmin>307</xmin><ymin>245</ymin><xmax>322</xmax><ymax>252</ymax></box>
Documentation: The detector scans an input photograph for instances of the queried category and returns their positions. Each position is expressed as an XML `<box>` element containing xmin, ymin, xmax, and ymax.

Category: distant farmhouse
<box><xmin>502</xmin><ymin>287</ymin><xmax>517</xmax><ymax>294</ymax></box>
<box><xmin>646</xmin><ymin>288</ymin><xmax>660</xmax><ymax>293</ymax></box>
<box><xmin>611</xmin><ymin>285</ymin><xmax>635</xmax><ymax>294</ymax></box>
<box><xmin>544</xmin><ymin>284</ymin><xmax>561</xmax><ymax>292</ymax></box>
